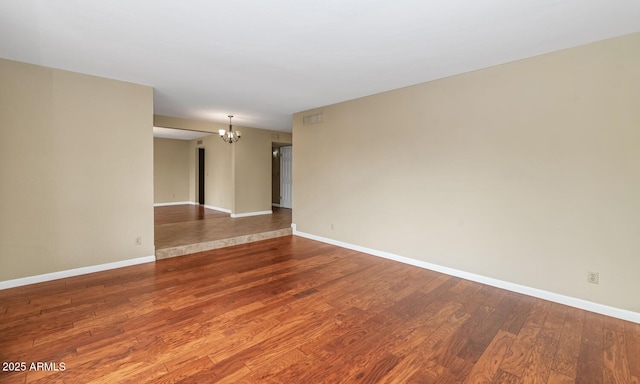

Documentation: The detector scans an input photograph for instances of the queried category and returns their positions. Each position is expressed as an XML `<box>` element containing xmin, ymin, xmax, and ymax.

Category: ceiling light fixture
<box><xmin>218</xmin><ymin>115</ymin><xmax>241</xmax><ymax>144</ymax></box>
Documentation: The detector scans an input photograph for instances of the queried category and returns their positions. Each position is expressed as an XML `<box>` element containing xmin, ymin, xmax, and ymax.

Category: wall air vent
<box><xmin>196</xmin><ymin>140</ymin><xmax>203</xmax><ymax>145</ymax></box>
<box><xmin>303</xmin><ymin>113</ymin><xmax>324</xmax><ymax>125</ymax></box>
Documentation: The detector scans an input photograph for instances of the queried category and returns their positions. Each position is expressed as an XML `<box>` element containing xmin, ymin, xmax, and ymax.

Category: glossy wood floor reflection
<box><xmin>1</xmin><ymin>236</ymin><xmax>639</xmax><ymax>383</ymax></box>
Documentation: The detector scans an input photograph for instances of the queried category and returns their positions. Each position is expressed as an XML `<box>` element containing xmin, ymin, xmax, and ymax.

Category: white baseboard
<box><xmin>292</xmin><ymin>227</ymin><xmax>640</xmax><ymax>324</ymax></box>
<box><xmin>0</xmin><ymin>256</ymin><xmax>156</xmax><ymax>290</ymax></box>
<box><xmin>231</xmin><ymin>210</ymin><xmax>272</xmax><ymax>218</ymax></box>
<box><xmin>204</xmin><ymin>205</ymin><xmax>232</xmax><ymax>214</ymax></box>
<box><xmin>154</xmin><ymin>201</ymin><xmax>193</xmax><ymax>207</ymax></box>
<box><xmin>272</xmin><ymin>203</ymin><xmax>281</xmax><ymax>207</ymax></box>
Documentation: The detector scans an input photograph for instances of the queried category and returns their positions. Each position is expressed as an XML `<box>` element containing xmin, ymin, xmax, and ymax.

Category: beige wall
<box><xmin>234</xmin><ymin>127</ymin><xmax>292</xmax><ymax>214</ymax></box>
<box><xmin>154</xmin><ymin>138</ymin><xmax>191</xmax><ymax>204</ymax></box>
<box><xmin>154</xmin><ymin>115</ymin><xmax>291</xmax><ymax>214</ymax></box>
<box><xmin>154</xmin><ymin>115</ymin><xmax>233</xmax><ymax>209</ymax></box>
<box><xmin>193</xmin><ymin>133</ymin><xmax>233</xmax><ymax>210</ymax></box>
<box><xmin>293</xmin><ymin>33</ymin><xmax>640</xmax><ymax>313</ymax></box>
<box><xmin>0</xmin><ymin>59</ymin><xmax>154</xmax><ymax>281</ymax></box>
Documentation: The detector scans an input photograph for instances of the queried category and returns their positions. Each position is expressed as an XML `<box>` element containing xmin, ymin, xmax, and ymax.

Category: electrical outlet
<box><xmin>587</xmin><ymin>271</ymin><xmax>599</xmax><ymax>284</ymax></box>
<box><xmin>135</xmin><ymin>236</ymin><xmax>142</xmax><ymax>246</ymax></box>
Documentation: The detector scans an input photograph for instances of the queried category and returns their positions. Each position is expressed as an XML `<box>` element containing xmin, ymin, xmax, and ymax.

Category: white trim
<box><xmin>204</xmin><ymin>205</ymin><xmax>232</xmax><ymax>214</ymax></box>
<box><xmin>0</xmin><ymin>256</ymin><xmax>156</xmax><ymax>290</ymax></box>
<box><xmin>293</xmin><ymin>229</ymin><xmax>640</xmax><ymax>324</ymax></box>
<box><xmin>154</xmin><ymin>201</ymin><xmax>194</xmax><ymax>207</ymax></box>
<box><xmin>231</xmin><ymin>210</ymin><xmax>272</xmax><ymax>218</ymax></box>
<box><xmin>272</xmin><ymin>203</ymin><xmax>281</xmax><ymax>207</ymax></box>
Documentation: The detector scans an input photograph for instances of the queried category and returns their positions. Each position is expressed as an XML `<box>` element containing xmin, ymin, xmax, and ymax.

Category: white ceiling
<box><xmin>1</xmin><ymin>1</ymin><xmax>639</xmax><ymax>132</ymax></box>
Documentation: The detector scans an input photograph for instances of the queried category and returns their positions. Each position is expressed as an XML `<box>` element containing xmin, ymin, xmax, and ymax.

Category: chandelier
<box><xmin>218</xmin><ymin>115</ymin><xmax>241</xmax><ymax>144</ymax></box>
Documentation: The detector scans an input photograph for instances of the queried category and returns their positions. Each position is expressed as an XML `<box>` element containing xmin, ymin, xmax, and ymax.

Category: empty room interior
<box><xmin>1</xmin><ymin>1</ymin><xmax>639</xmax><ymax>383</ymax></box>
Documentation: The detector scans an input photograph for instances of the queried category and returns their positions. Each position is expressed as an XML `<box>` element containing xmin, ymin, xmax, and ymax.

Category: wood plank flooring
<box><xmin>154</xmin><ymin>205</ymin><xmax>292</xmax><ymax>259</ymax></box>
<box><xmin>155</xmin><ymin>205</ymin><xmax>292</xmax><ymax>249</ymax></box>
<box><xmin>1</xmin><ymin>236</ymin><xmax>638</xmax><ymax>383</ymax></box>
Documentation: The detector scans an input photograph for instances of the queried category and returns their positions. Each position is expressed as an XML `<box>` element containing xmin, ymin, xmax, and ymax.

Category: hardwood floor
<box><xmin>1</xmin><ymin>236</ymin><xmax>638</xmax><ymax>383</ymax></box>
<box><xmin>154</xmin><ymin>205</ymin><xmax>292</xmax><ymax>259</ymax></box>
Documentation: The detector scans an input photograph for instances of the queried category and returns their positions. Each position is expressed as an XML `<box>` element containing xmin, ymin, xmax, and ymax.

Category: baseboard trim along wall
<box><xmin>231</xmin><ymin>210</ymin><xmax>273</xmax><ymax>218</ymax></box>
<box><xmin>155</xmin><ymin>203</ymin><xmax>260</xmax><ymax>217</ymax></box>
<box><xmin>292</xmin><ymin>225</ymin><xmax>640</xmax><ymax>324</ymax></box>
<box><xmin>154</xmin><ymin>201</ymin><xmax>194</xmax><ymax>207</ymax></box>
<box><xmin>204</xmin><ymin>205</ymin><xmax>232</xmax><ymax>214</ymax></box>
<box><xmin>0</xmin><ymin>256</ymin><xmax>156</xmax><ymax>290</ymax></box>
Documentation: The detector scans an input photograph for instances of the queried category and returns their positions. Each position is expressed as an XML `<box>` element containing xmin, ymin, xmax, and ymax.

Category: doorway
<box><xmin>272</xmin><ymin>143</ymin><xmax>293</xmax><ymax>209</ymax></box>
<box><xmin>279</xmin><ymin>146</ymin><xmax>292</xmax><ymax>209</ymax></box>
<box><xmin>198</xmin><ymin>147</ymin><xmax>205</xmax><ymax>205</ymax></box>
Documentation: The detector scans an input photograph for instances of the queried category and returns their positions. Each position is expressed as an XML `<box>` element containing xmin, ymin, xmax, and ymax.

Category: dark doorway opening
<box><xmin>198</xmin><ymin>148</ymin><xmax>205</xmax><ymax>205</ymax></box>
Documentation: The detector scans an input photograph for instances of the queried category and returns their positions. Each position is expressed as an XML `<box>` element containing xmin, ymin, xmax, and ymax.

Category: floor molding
<box><xmin>0</xmin><ymin>256</ymin><xmax>156</xmax><ymax>290</ymax></box>
<box><xmin>231</xmin><ymin>210</ymin><xmax>272</xmax><ymax>218</ymax></box>
<box><xmin>154</xmin><ymin>201</ymin><xmax>194</xmax><ymax>207</ymax></box>
<box><xmin>204</xmin><ymin>205</ymin><xmax>232</xmax><ymax>214</ymax></box>
<box><xmin>293</xmin><ymin>228</ymin><xmax>640</xmax><ymax>324</ymax></box>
